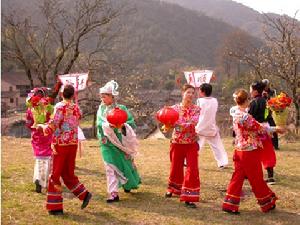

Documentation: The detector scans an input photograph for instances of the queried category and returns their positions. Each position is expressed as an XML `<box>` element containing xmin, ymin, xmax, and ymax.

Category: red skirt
<box><xmin>260</xmin><ymin>135</ymin><xmax>276</xmax><ymax>169</ymax></box>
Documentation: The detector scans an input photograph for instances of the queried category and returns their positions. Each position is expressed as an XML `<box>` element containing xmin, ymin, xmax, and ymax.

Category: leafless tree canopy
<box><xmin>219</xmin><ymin>14</ymin><xmax>300</xmax><ymax>126</ymax></box>
<box><xmin>2</xmin><ymin>0</ymin><xmax>121</xmax><ymax>87</ymax></box>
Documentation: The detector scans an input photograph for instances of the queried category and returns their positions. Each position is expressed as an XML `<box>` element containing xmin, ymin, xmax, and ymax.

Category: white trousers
<box><xmin>33</xmin><ymin>157</ymin><xmax>51</xmax><ymax>188</ymax></box>
<box><xmin>198</xmin><ymin>133</ymin><xmax>228</xmax><ymax>167</ymax></box>
<box><xmin>105</xmin><ymin>165</ymin><xmax>119</xmax><ymax>197</ymax></box>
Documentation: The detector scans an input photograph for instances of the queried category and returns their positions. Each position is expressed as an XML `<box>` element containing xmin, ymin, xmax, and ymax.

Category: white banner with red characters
<box><xmin>58</xmin><ymin>73</ymin><xmax>89</xmax><ymax>91</ymax></box>
<box><xmin>184</xmin><ymin>70</ymin><xmax>214</xmax><ymax>87</ymax></box>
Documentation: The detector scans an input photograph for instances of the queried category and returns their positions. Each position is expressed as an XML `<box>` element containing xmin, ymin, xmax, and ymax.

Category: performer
<box><xmin>222</xmin><ymin>89</ymin><xmax>282</xmax><ymax>214</ymax></box>
<box><xmin>25</xmin><ymin>88</ymin><xmax>54</xmax><ymax>193</ymax></box>
<box><xmin>77</xmin><ymin>126</ymin><xmax>86</xmax><ymax>158</ymax></box>
<box><xmin>42</xmin><ymin>84</ymin><xmax>92</xmax><ymax>215</ymax></box>
<box><xmin>195</xmin><ymin>83</ymin><xmax>228</xmax><ymax>169</ymax></box>
<box><xmin>262</xmin><ymin>79</ymin><xmax>279</xmax><ymax>150</ymax></box>
<box><xmin>165</xmin><ymin>84</ymin><xmax>201</xmax><ymax>208</ymax></box>
<box><xmin>97</xmin><ymin>80</ymin><xmax>141</xmax><ymax>203</ymax></box>
<box><xmin>249</xmin><ymin>81</ymin><xmax>277</xmax><ymax>184</ymax></box>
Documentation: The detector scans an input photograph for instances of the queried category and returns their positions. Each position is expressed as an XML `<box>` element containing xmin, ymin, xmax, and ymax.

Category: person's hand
<box><xmin>52</xmin><ymin>144</ymin><xmax>58</xmax><ymax>155</ymax></box>
<box><xmin>36</xmin><ymin>124</ymin><xmax>44</xmax><ymax>133</ymax></box>
<box><xmin>109</xmin><ymin>123</ymin><xmax>123</xmax><ymax>128</ymax></box>
<box><xmin>162</xmin><ymin>124</ymin><xmax>173</xmax><ymax>133</ymax></box>
<box><xmin>276</xmin><ymin>126</ymin><xmax>287</xmax><ymax>134</ymax></box>
<box><xmin>125</xmin><ymin>153</ymin><xmax>131</xmax><ymax>160</ymax></box>
<box><xmin>108</xmin><ymin>123</ymin><xmax>117</xmax><ymax>129</ymax></box>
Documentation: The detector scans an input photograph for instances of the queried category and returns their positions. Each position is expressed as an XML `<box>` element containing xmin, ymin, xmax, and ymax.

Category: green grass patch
<box><xmin>1</xmin><ymin>136</ymin><xmax>300</xmax><ymax>225</ymax></box>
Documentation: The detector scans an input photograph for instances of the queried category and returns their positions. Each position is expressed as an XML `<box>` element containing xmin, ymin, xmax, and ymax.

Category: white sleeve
<box><xmin>195</xmin><ymin>99</ymin><xmax>208</xmax><ymax>134</ymax></box>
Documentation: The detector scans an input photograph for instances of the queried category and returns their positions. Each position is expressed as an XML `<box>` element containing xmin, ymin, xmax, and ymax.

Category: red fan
<box><xmin>107</xmin><ymin>107</ymin><xmax>128</xmax><ymax>128</ymax></box>
<box><xmin>156</xmin><ymin>107</ymin><xmax>179</xmax><ymax>129</ymax></box>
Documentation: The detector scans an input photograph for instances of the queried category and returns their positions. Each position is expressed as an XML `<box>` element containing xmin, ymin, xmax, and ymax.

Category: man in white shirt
<box><xmin>195</xmin><ymin>83</ymin><xmax>228</xmax><ymax>168</ymax></box>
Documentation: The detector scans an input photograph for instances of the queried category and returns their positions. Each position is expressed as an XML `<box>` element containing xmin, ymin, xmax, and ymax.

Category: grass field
<box><xmin>1</xmin><ymin>136</ymin><xmax>300</xmax><ymax>225</ymax></box>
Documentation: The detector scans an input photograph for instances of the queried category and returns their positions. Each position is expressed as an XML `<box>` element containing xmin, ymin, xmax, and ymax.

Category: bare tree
<box><xmin>217</xmin><ymin>29</ymin><xmax>264</xmax><ymax>78</ymax></box>
<box><xmin>2</xmin><ymin>0</ymin><xmax>121</xmax><ymax>88</ymax></box>
<box><xmin>221</xmin><ymin>15</ymin><xmax>300</xmax><ymax>127</ymax></box>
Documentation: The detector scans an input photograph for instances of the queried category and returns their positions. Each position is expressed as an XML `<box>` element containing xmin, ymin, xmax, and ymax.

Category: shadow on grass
<box><xmin>75</xmin><ymin>166</ymin><xmax>105</xmax><ymax>177</ymax></box>
<box><xmin>274</xmin><ymin>172</ymin><xmax>300</xmax><ymax>190</ymax></box>
<box><xmin>56</xmin><ymin>210</ymin><xmax>132</xmax><ymax>225</ymax></box>
<box><xmin>141</xmin><ymin>174</ymin><xmax>168</xmax><ymax>189</ymax></box>
<box><xmin>109</xmin><ymin>189</ymin><xmax>300</xmax><ymax>225</ymax></box>
<box><xmin>241</xmin><ymin>208</ymin><xmax>300</xmax><ymax>225</ymax></box>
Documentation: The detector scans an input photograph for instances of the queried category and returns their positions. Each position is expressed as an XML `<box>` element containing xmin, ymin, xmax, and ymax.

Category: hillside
<box><xmin>162</xmin><ymin>0</ymin><xmax>288</xmax><ymax>38</ymax></box>
<box><xmin>109</xmin><ymin>0</ymin><xmax>238</xmax><ymax>67</ymax></box>
<box><xmin>2</xmin><ymin>0</ymin><xmax>261</xmax><ymax>72</ymax></box>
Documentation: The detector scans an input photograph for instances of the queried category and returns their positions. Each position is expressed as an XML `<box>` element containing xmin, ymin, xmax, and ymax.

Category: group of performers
<box><xmin>25</xmin><ymin>78</ymin><xmax>283</xmax><ymax>216</ymax></box>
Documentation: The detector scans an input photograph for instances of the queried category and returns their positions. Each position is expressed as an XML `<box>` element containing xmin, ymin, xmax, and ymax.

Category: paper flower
<box><xmin>267</xmin><ymin>92</ymin><xmax>292</xmax><ymax>112</ymax></box>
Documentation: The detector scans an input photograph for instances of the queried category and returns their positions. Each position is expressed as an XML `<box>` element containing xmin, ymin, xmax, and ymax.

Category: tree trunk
<box><xmin>295</xmin><ymin>102</ymin><xmax>300</xmax><ymax>134</ymax></box>
<box><xmin>26</xmin><ymin>68</ymin><xmax>34</xmax><ymax>89</ymax></box>
<box><xmin>93</xmin><ymin>109</ymin><xmax>97</xmax><ymax>138</ymax></box>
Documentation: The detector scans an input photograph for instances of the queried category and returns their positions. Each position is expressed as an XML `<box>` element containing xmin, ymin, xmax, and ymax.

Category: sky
<box><xmin>233</xmin><ymin>0</ymin><xmax>300</xmax><ymax>20</ymax></box>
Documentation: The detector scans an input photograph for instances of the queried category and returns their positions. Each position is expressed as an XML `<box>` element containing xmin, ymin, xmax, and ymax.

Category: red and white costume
<box><xmin>44</xmin><ymin>100</ymin><xmax>90</xmax><ymax>212</ymax></box>
<box><xmin>167</xmin><ymin>104</ymin><xmax>201</xmax><ymax>202</ymax></box>
<box><xmin>223</xmin><ymin>108</ymin><xmax>277</xmax><ymax>213</ymax></box>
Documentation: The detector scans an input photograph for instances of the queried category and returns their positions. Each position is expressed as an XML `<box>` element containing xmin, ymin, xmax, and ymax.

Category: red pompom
<box><xmin>156</xmin><ymin>106</ymin><xmax>179</xmax><ymax>127</ymax></box>
<box><xmin>107</xmin><ymin>107</ymin><xmax>128</xmax><ymax>128</ymax></box>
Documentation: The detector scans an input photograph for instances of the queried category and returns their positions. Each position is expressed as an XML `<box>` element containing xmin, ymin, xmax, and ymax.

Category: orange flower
<box><xmin>267</xmin><ymin>92</ymin><xmax>292</xmax><ymax>111</ymax></box>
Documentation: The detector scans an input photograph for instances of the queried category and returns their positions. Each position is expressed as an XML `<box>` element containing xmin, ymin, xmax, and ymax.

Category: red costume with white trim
<box><xmin>223</xmin><ymin>108</ymin><xmax>277</xmax><ymax>213</ymax></box>
<box><xmin>45</xmin><ymin>100</ymin><xmax>89</xmax><ymax>211</ymax></box>
<box><xmin>167</xmin><ymin>104</ymin><xmax>201</xmax><ymax>202</ymax></box>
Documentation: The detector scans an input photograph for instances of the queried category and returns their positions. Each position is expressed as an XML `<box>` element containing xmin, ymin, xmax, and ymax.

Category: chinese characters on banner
<box><xmin>184</xmin><ymin>70</ymin><xmax>214</xmax><ymax>87</ymax></box>
<box><xmin>58</xmin><ymin>73</ymin><xmax>89</xmax><ymax>91</ymax></box>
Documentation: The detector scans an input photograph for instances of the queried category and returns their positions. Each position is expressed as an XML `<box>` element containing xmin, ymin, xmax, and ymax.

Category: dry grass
<box><xmin>1</xmin><ymin>136</ymin><xmax>300</xmax><ymax>225</ymax></box>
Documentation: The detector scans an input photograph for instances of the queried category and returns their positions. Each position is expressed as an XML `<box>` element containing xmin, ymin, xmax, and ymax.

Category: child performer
<box><xmin>77</xmin><ymin>126</ymin><xmax>86</xmax><ymax>158</ymax></box>
<box><xmin>97</xmin><ymin>80</ymin><xmax>141</xmax><ymax>203</ymax></box>
<box><xmin>222</xmin><ymin>89</ymin><xmax>284</xmax><ymax>214</ymax></box>
<box><xmin>164</xmin><ymin>84</ymin><xmax>201</xmax><ymax>208</ymax></box>
<box><xmin>25</xmin><ymin>88</ymin><xmax>54</xmax><ymax>193</ymax></box>
<box><xmin>41</xmin><ymin>84</ymin><xmax>92</xmax><ymax>215</ymax></box>
<box><xmin>249</xmin><ymin>81</ymin><xmax>277</xmax><ymax>184</ymax></box>
<box><xmin>195</xmin><ymin>83</ymin><xmax>228</xmax><ymax>169</ymax></box>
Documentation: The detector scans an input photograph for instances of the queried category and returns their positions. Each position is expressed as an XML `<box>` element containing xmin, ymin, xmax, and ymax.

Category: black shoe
<box><xmin>81</xmin><ymin>192</ymin><xmax>92</xmax><ymax>209</ymax></box>
<box><xmin>270</xmin><ymin>204</ymin><xmax>276</xmax><ymax>211</ymax></box>
<box><xmin>185</xmin><ymin>202</ymin><xmax>197</xmax><ymax>208</ymax></box>
<box><xmin>266</xmin><ymin>178</ymin><xmax>276</xmax><ymax>185</ymax></box>
<box><xmin>48</xmin><ymin>210</ymin><xmax>64</xmax><ymax>216</ymax></box>
<box><xmin>124</xmin><ymin>189</ymin><xmax>131</xmax><ymax>193</ymax></box>
<box><xmin>222</xmin><ymin>208</ymin><xmax>240</xmax><ymax>215</ymax></box>
<box><xmin>35</xmin><ymin>180</ymin><xmax>42</xmax><ymax>193</ymax></box>
<box><xmin>106</xmin><ymin>195</ymin><xmax>119</xmax><ymax>203</ymax></box>
<box><xmin>219</xmin><ymin>166</ymin><xmax>227</xmax><ymax>170</ymax></box>
<box><xmin>165</xmin><ymin>192</ymin><xmax>172</xmax><ymax>198</ymax></box>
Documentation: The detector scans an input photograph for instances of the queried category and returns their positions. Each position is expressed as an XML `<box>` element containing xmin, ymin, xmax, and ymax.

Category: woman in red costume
<box><xmin>164</xmin><ymin>84</ymin><xmax>201</xmax><ymax>208</ymax></box>
<box><xmin>223</xmin><ymin>89</ymin><xmax>284</xmax><ymax>214</ymax></box>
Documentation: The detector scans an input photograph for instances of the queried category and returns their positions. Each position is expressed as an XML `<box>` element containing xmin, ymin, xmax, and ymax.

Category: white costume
<box><xmin>195</xmin><ymin>97</ymin><xmax>228</xmax><ymax>168</ymax></box>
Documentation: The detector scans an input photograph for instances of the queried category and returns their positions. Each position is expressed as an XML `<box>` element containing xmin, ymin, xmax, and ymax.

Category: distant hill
<box><xmin>2</xmin><ymin>0</ymin><xmax>261</xmax><ymax>73</ymax></box>
<box><xmin>105</xmin><ymin>0</ymin><xmax>262</xmax><ymax>68</ymax></box>
<box><xmin>162</xmin><ymin>0</ymin><xmax>289</xmax><ymax>38</ymax></box>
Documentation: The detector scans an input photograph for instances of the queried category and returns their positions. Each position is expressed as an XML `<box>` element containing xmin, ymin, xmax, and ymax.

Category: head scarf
<box><xmin>99</xmin><ymin>80</ymin><xmax>119</xmax><ymax>96</ymax></box>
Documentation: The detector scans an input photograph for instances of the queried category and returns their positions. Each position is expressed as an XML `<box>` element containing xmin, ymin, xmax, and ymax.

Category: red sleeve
<box><xmin>25</xmin><ymin>109</ymin><xmax>34</xmax><ymax>129</ymax></box>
